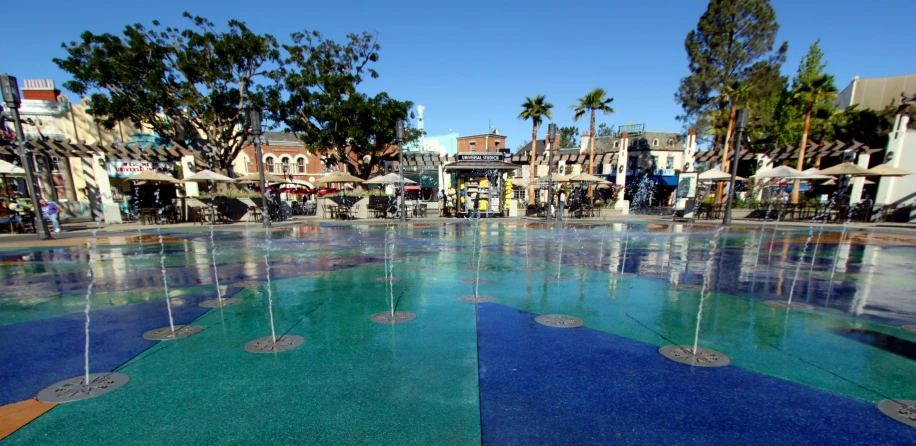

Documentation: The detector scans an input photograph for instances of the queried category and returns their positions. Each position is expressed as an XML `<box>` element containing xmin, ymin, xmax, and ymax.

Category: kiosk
<box><xmin>444</xmin><ymin>153</ymin><xmax>518</xmax><ymax>218</ymax></box>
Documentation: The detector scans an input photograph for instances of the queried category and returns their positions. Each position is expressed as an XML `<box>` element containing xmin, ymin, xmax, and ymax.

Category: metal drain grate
<box><xmin>877</xmin><ymin>400</ymin><xmax>916</xmax><ymax>428</ymax></box>
<box><xmin>659</xmin><ymin>345</ymin><xmax>731</xmax><ymax>367</ymax></box>
<box><xmin>764</xmin><ymin>300</ymin><xmax>815</xmax><ymax>310</ymax></box>
<box><xmin>370</xmin><ymin>311</ymin><xmax>417</xmax><ymax>324</ymax></box>
<box><xmin>901</xmin><ymin>325</ymin><xmax>916</xmax><ymax>334</ymax></box>
<box><xmin>142</xmin><ymin>325</ymin><xmax>203</xmax><ymax>341</ymax></box>
<box><xmin>458</xmin><ymin>295</ymin><xmax>496</xmax><ymax>303</ymax></box>
<box><xmin>371</xmin><ymin>276</ymin><xmax>401</xmax><ymax>282</ymax></box>
<box><xmin>244</xmin><ymin>335</ymin><xmax>305</xmax><ymax>353</ymax></box>
<box><xmin>37</xmin><ymin>373</ymin><xmax>130</xmax><ymax>403</ymax></box>
<box><xmin>544</xmin><ymin>277</ymin><xmax>572</xmax><ymax>282</ymax></box>
<box><xmin>199</xmin><ymin>298</ymin><xmax>242</xmax><ymax>308</ymax></box>
<box><xmin>460</xmin><ymin>278</ymin><xmax>490</xmax><ymax>284</ymax></box>
<box><xmin>535</xmin><ymin>314</ymin><xmax>584</xmax><ymax>328</ymax></box>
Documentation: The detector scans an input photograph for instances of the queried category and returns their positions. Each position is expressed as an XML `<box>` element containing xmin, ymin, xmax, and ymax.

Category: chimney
<box><xmin>21</xmin><ymin>79</ymin><xmax>59</xmax><ymax>102</ymax></box>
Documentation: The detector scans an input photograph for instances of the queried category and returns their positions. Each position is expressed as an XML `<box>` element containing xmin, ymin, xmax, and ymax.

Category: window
<box><xmin>652</xmin><ymin>138</ymin><xmax>659</xmax><ymax>147</ymax></box>
<box><xmin>51</xmin><ymin>156</ymin><xmax>61</xmax><ymax>173</ymax></box>
<box><xmin>613</xmin><ymin>141</ymin><xmax>620</xmax><ymax>149</ymax></box>
<box><xmin>265</xmin><ymin>156</ymin><xmax>275</xmax><ymax>173</ymax></box>
<box><xmin>469</xmin><ymin>141</ymin><xmax>477</xmax><ymax>152</ymax></box>
<box><xmin>297</xmin><ymin>158</ymin><xmax>305</xmax><ymax>173</ymax></box>
<box><xmin>628</xmin><ymin>156</ymin><xmax>638</xmax><ymax>170</ymax></box>
<box><xmin>666</xmin><ymin>156</ymin><xmax>675</xmax><ymax>169</ymax></box>
<box><xmin>31</xmin><ymin>155</ymin><xmax>41</xmax><ymax>173</ymax></box>
<box><xmin>668</xmin><ymin>138</ymin><xmax>675</xmax><ymax>147</ymax></box>
<box><xmin>651</xmin><ymin>156</ymin><xmax>659</xmax><ymax>169</ymax></box>
<box><xmin>280</xmin><ymin>157</ymin><xmax>290</xmax><ymax>174</ymax></box>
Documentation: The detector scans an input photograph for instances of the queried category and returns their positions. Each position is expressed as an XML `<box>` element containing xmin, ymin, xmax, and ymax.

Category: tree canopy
<box><xmin>559</xmin><ymin>126</ymin><xmax>579</xmax><ymax>148</ymax></box>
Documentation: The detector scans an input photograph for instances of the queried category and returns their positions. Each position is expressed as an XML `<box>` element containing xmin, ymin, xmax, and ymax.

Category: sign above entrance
<box><xmin>106</xmin><ymin>160</ymin><xmax>174</xmax><ymax>179</ymax></box>
<box><xmin>456</xmin><ymin>153</ymin><xmax>504</xmax><ymax>162</ymax></box>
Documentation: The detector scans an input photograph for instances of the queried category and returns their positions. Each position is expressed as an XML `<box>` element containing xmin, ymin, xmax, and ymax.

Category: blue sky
<box><xmin>4</xmin><ymin>0</ymin><xmax>915</xmax><ymax>149</ymax></box>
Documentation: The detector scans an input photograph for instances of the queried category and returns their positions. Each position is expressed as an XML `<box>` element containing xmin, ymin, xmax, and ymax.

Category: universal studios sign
<box><xmin>456</xmin><ymin>153</ymin><xmax>504</xmax><ymax>162</ymax></box>
<box><xmin>106</xmin><ymin>160</ymin><xmax>174</xmax><ymax>179</ymax></box>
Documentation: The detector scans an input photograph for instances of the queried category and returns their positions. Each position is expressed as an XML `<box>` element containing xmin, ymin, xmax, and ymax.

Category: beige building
<box><xmin>834</xmin><ymin>74</ymin><xmax>916</xmax><ymax>111</ymax></box>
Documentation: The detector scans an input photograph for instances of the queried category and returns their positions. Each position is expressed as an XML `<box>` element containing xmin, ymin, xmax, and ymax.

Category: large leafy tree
<box><xmin>270</xmin><ymin>31</ymin><xmax>420</xmax><ymax>179</ymax></box>
<box><xmin>559</xmin><ymin>126</ymin><xmax>579</xmax><ymax>148</ymax></box>
<box><xmin>54</xmin><ymin>13</ymin><xmax>281</xmax><ymax>173</ymax></box>
<box><xmin>789</xmin><ymin>40</ymin><xmax>837</xmax><ymax>202</ymax></box>
<box><xmin>571</xmin><ymin>88</ymin><xmax>615</xmax><ymax>177</ymax></box>
<box><xmin>518</xmin><ymin>95</ymin><xmax>553</xmax><ymax>205</ymax></box>
<box><xmin>676</xmin><ymin>0</ymin><xmax>787</xmax><ymax>148</ymax></box>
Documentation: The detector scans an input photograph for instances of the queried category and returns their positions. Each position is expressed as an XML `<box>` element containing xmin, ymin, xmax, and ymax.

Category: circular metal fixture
<box><xmin>230</xmin><ymin>280</ymin><xmax>266</xmax><ymax>288</ymax></box>
<box><xmin>370</xmin><ymin>311</ymin><xmax>416</xmax><ymax>324</ymax></box>
<box><xmin>659</xmin><ymin>345</ymin><xmax>731</xmax><ymax>367</ymax></box>
<box><xmin>764</xmin><ymin>300</ymin><xmax>815</xmax><ymax>310</ymax></box>
<box><xmin>199</xmin><ymin>298</ymin><xmax>243</xmax><ymax>308</ymax></box>
<box><xmin>458</xmin><ymin>295</ymin><xmax>496</xmax><ymax>303</ymax></box>
<box><xmin>535</xmin><ymin>314</ymin><xmax>584</xmax><ymax>328</ymax></box>
<box><xmin>901</xmin><ymin>325</ymin><xmax>916</xmax><ymax>334</ymax></box>
<box><xmin>371</xmin><ymin>276</ymin><xmax>401</xmax><ymax>282</ymax></box>
<box><xmin>142</xmin><ymin>325</ymin><xmax>204</xmax><ymax>341</ymax></box>
<box><xmin>460</xmin><ymin>278</ymin><xmax>490</xmax><ymax>284</ymax></box>
<box><xmin>877</xmin><ymin>400</ymin><xmax>916</xmax><ymax>428</ymax></box>
<box><xmin>544</xmin><ymin>277</ymin><xmax>572</xmax><ymax>282</ymax></box>
<box><xmin>244</xmin><ymin>335</ymin><xmax>305</xmax><ymax>353</ymax></box>
<box><xmin>36</xmin><ymin>373</ymin><xmax>130</xmax><ymax>403</ymax></box>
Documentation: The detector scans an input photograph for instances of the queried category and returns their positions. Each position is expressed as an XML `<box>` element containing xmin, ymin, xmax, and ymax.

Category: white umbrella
<box><xmin>568</xmin><ymin>173</ymin><xmax>611</xmax><ymax>183</ymax></box>
<box><xmin>816</xmin><ymin>162</ymin><xmax>879</xmax><ymax>177</ymax></box>
<box><xmin>511</xmin><ymin>177</ymin><xmax>530</xmax><ymax>188</ymax></box>
<box><xmin>317</xmin><ymin>171</ymin><xmax>365</xmax><ymax>184</ymax></box>
<box><xmin>364</xmin><ymin>173</ymin><xmax>417</xmax><ymax>185</ymax></box>
<box><xmin>235</xmin><ymin>172</ymin><xmax>284</xmax><ymax>183</ymax></box>
<box><xmin>0</xmin><ymin>160</ymin><xmax>25</xmax><ymax>176</ymax></box>
<box><xmin>126</xmin><ymin>170</ymin><xmax>181</xmax><ymax>184</ymax></box>
<box><xmin>752</xmin><ymin>165</ymin><xmax>823</xmax><ymax>179</ymax></box>
<box><xmin>699</xmin><ymin>168</ymin><xmax>745</xmax><ymax>182</ymax></box>
<box><xmin>866</xmin><ymin>164</ymin><xmax>914</xmax><ymax>177</ymax></box>
<box><xmin>535</xmin><ymin>173</ymin><xmax>570</xmax><ymax>183</ymax></box>
<box><xmin>183</xmin><ymin>170</ymin><xmax>235</xmax><ymax>183</ymax></box>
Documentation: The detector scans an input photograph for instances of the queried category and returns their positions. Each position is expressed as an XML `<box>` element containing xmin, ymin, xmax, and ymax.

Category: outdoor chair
<box><xmin>875</xmin><ymin>204</ymin><xmax>897</xmax><ymax>222</ymax></box>
<box><xmin>323</xmin><ymin>205</ymin><xmax>339</xmax><ymax>220</ymax></box>
<box><xmin>248</xmin><ymin>206</ymin><xmax>263</xmax><ymax>223</ymax></box>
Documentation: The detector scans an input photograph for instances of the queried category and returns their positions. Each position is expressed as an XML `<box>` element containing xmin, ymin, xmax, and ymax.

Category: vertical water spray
<box><xmin>83</xmin><ymin>223</ymin><xmax>100</xmax><ymax>384</ymax></box>
<box><xmin>693</xmin><ymin>225</ymin><xmax>726</xmax><ymax>354</ymax></box>
<box><xmin>264</xmin><ymin>224</ymin><xmax>277</xmax><ymax>344</ymax></box>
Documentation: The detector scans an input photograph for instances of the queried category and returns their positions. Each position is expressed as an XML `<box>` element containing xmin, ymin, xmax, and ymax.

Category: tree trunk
<box><xmin>588</xmin><ymin>109</ymin><xmax>596</xmax><ymax>204</ymax></box>
<box><xmin>716</xmin><ymin>104</ymin><xmax>737</xmax><ymax>204</ymax></box>
<box><xmin>528</xmin><ymin>123</ymin><xmax>538</xmax><ymax>205</ymax></box>
<box><xmin>791</xmin><ymin>109</ymin><xmax>812</xmax><ymax>204</ymax></box>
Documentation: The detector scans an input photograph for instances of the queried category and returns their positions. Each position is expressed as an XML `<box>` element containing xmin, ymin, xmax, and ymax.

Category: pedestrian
<box><xmin>558</xmin><ymin>188</ymin><xmax>567</xmax><ymax>221</ymax></box>
<box><xmin>438</xmin><ymin>189</ymin><xmax>445</xmax><ymax>217</ymax></box>
<box><xmin>38</xmin><ymin>198</ymin><xmax>62</xmax><ymax>233</ymax></box>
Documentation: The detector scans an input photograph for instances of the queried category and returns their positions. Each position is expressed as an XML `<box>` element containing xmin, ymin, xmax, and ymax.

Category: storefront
<box><xmin>443</xmin><ymin>153</ymin><xmax>519</xmax><ymax>217</ymax></box>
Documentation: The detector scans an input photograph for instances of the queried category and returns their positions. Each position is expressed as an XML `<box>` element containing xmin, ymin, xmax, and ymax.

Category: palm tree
<box><xmin>790</xmin><ymin>74</ymin><xmax>837</xmax><ymax>203</ymax></box>
<box><xmin>715</xmin><ymin>81</ymin><xmax>749</xmax><ymax>203</ymax></box>
<box><xmin>518</xmin><ymin>95</ymin><xmax>554</xmax><ymax>205</ymax></box>
<box><xmin>571</xmin><ymin>89</ymin><xmax>615</xmax><ymax>176</ymax></box>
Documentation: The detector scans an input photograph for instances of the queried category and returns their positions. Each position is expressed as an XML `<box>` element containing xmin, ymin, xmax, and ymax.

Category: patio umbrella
<box><xmin>699</xmin><ymin>168</ymin><xmax>745</xmax><ymax>182</ymax></box>
<box><xmin>126</xmin><ymin>170</ymin><xmax>181</xmax><ymax>184</ymax></box>
<box><xmin>235</xmin><ymin>172</ymin><xmax>284</xmax><ymax>184</ymax></box>
<box><xmin>822</xmin><ymin>178</ymin><xmax>875</xmax><ymax>186</ymax></box>
<box><xmin>364</xmin><ymin>173</ymin><xmax>417</xmax><ymax>185</ymax></box>
<box><xmin>317</xmin><ymin>171</ymin><xmax>365</xmax><ymax>185</ymax></box>
<box><xmin>0</xmin><ymin>160</ymin><xmax>25</xmax><ymax>199</ymax></box>
<box><xmin>751</xmin><ymin>165</ymin><xmax>822</xmax><ymax>179</ymax></box>
<box><xmin>184</xmin><ymin>170</ymin><xmax>235</xmax><ymax>183</ymax></box>
<box><xmin>568</xmin><ymin>172</ymin><xmax>611</xmax><ymax>184</ymax></box>
<box><xmin>535</xmin><ymin>173</ymin><xmax>570</xmax><ymax>184</ymax></box>
<box><xmin>866</xmin><ymin>164</ymin><xmax>914</xmax><ymax>177</ymax></box>
<box><xmin>816</xmin><ymin>162</ymin><xmax>879</xmax><ymax>177</ymax></box>
<box><xmin>511</xmin><ymin>177</ymin><xmax>530</xmax><ymax>188</ymax></box>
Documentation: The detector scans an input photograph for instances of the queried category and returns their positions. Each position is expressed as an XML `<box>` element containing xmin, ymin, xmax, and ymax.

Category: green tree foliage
<box><xmin>518</xmin><ymin>94</ymin><xmax>553</xmax><ymax>204</ymax></box>
<box><xmin>269</xmin><ymin>31</ymin><xmax>421</xmax><ymax>179</ymax></box>
<box><xmin>54</xmin><ymin>13</ymin><xmax>281</xmax><ymax>172</ymax></box>
<box><xmin>571</xmin><ymin>88</ymin><xmax>615</xmax><ymax>174</ymax></box>
<box><xmin>595</xmin><ymin>123</ymin><xmax>614</xmax><ymax>137</ymax></box>
<box><xmin>676</xmin><ymin>0</ymin><xmax>787</xmax><ymax>144</ymax></box>
<box><xmin>559</xmin><ymin>126</ymin><xmax>579</xmax><ymax>148</ymax></box>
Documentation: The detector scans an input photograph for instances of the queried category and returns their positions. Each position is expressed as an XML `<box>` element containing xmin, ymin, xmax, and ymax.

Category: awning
<box><xmin>404</xmin><ymin>185</ymin><xmax>421</xmax><ymax>191</ymax></box>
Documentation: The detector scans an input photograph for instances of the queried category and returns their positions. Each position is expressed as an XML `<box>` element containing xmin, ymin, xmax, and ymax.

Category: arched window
<box><xmin>613</xmin><ymin>141</ymin><xmax>620</xmax><ymax>149</ymax></box>
<box><xmin>265</xmin><ymin>156</ymin><xmax>275</xmax><ymax>173</ymax></box>
<box><xmin>240</xmin><ymin>155</ymin><xmax>250</xmax><ymax>174</ymax></box>
<box><xmin>667</xmin><ymin>138</ymin><xmax>675</xmax><ymax>147</ymax></box>
<box><xmin>652</xmin><ymin>138</ymin><xmax>659</xmax><ymax>147</ymax></box>
<box><xmin>296</xmin><ymin>158</ymin><xmax>305</xmax><ymax>173</ymax></box>
<box><xmin>280</xmin><ymin>156</ymin><xmax>291</xmax><ymax>174</ymax></box>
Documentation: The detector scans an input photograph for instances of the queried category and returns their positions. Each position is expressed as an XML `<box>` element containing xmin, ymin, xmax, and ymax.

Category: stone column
<box><xmin>849</xmin><ymin>151</ymin><xmax>871</xmax><ymax>205</ymax></box>
<box><xmin>90</xmin><ymin>153</ymin><xmax>122</xmax><ymax>224</ymax></box>
<box><xmin>875</xmin><ymin>112</ymin><xmax>911</xmax><ymax>206</ymax></box>
<box><xmin>615</xmin><ymin>132</ymin><xmax>629</xmax><ymax>215</ymax></box>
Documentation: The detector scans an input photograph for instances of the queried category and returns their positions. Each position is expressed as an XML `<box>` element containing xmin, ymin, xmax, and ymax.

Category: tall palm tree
<box><xmin>571</xmin><ymin>89</ymin><xmax>615</xmax><ymax>176</ymax></box>
<box><xmin>518</xmin><ymin>95</ymin><xmax>554</xmax><ymax>205</ymax></box>
<box><xmin>715</xmin><ymin>81</ymin><xmax>749</xmax><ymax>203</ymax></box>
<box><xmin>790</xmin><ymin>74</ymin><xmax>837</xmax><ymax>203</ymax></box>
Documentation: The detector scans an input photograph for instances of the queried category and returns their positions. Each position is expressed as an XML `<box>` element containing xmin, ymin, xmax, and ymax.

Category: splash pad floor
<box><xmin>1</xmin><ymin>222</ymin><xmax>916</xmax><ymax>444</ymax></box>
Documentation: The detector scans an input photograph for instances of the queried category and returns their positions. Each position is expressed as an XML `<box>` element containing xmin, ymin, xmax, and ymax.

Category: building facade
<box><xmin>456</xmin><ymin>132</ymin><xmax>507</xmax><ymax>153</ymax></box>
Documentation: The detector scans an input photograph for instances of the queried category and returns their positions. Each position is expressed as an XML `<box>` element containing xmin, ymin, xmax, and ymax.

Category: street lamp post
<box><xmin>723</xmin><ymin>109</ymin><xmax>749</xmax><ymax>226</ymax></box>
<box><xmin>248</xmin><ymin>110</ymin><xmax>270</xmax><ymax>228</ymax></box>
<box><xmin>545</xmin><ymin>123</ymin><xmax>557</xmax><ymax>221</ymax></box>
<box><xmin>0</xmin><ymin>74</ymin><xmax>52</xmax><ymax>239</ymax></box>
<box><xmin>395</xmin><ymin>121</ymin><xmax>406</xmax><ymax>223</ymax></box>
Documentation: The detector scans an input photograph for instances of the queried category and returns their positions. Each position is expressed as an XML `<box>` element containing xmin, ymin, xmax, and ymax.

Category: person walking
<box><xmin>38</xmin><ymin>198</ymin><xmax>62</xmax><ymax>233</ymax></box>
<box><xmin>558</xmin><ymin>188</ymin><xmax>567</xmax><ymax>221</ymax></box>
